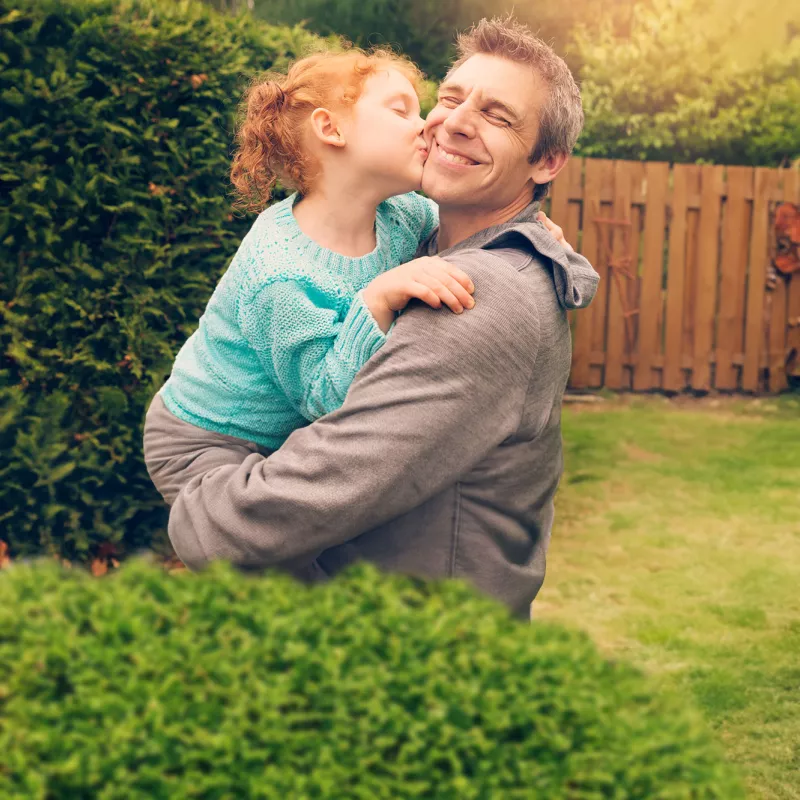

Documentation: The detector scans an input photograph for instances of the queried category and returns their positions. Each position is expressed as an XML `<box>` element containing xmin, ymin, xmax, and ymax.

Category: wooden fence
<box><xmin>545</xmin><ymin>159</ymin><xmax>800</xmax><ymax>393</ymax></box>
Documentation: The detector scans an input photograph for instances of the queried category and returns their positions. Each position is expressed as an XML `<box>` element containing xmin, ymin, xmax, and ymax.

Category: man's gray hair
<box><xmin>450</xmin><ymin>15</ymin><xmax>584</xmax><ymax>201</ymax></box>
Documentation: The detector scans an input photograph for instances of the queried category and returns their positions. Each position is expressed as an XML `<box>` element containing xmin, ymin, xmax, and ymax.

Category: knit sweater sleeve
<box><xmin>238</xmin><ymin>279</ymin><xmax>386</xmax><ymax>421</ymax></box>
<box><xmin>409</xmin><ymin>193</ymin><xmax>439</xmax><ymax>242</ymax></box>
<box><xmin>382</xmin><ymin>192</ymin><xmax>439</xmax><ymax>251</ymax></box>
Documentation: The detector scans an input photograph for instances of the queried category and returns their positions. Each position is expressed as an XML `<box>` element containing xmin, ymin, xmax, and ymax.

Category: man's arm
<box><xmin>168</xmin><ymin>251</ymin><xmax>540</xmax><ymax>570</ymax></box>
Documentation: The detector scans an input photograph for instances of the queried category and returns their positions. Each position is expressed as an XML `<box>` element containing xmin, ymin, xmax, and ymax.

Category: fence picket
<box><xmin>564</xmin><ymin>157</ymin><xmax>583</xmax><ymax>253</ymax></box>
<box><xmin>570</xmin><ymin>159</ymin><xmax>604</xmax><ymax>388</ymax></box>
<box><xmin>663</xmin><ymin>165</ymin><xmax>691</xmax><ymax>391</ymax></box>
<box><xmin>691</xmin><ymin>165</ymin><xmax>724</xmax><ymax>391</ymax></box>
<box><xmin>716</xmin><ymin>167</ymin><xmax>753</xmax><ymax>390</ymax></box>
<box><xmin>742</xmin><ymin>168</ymin><xmax>775</xmax><ymax>391</ymax></box>
<box><xmin>682</xmin><ymin>168</ymin><xmax>702</xmax><ymax>388</ymax></box>
<box><xmin>590</xmin><ymin>160</ymin><xmax>615</xmax><ymax>388</ymax></box>
<box><xmin>627</xmin><ymin>163</ymin><xmax>647</xmax><ymax>386</ymax></box>
<box><xmin>633</xmin><ymin>162</ymin><xmax>669</xmax><ymax>390</ymax></box>
<box><xmin>548</xmin><ymin>164</ymin><xmax>569</xmax><ymax>229</ymax></box>
<box><xmin>604</xmin><ymin>161</ymin><xmax>632</xmax><ymax>389</ymax></box>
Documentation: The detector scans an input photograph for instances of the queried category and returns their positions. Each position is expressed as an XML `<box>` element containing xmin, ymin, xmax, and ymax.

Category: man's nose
<box><xmin>442</xmin><ymin>103</ymin><xmax>477</xmax><ymax>139</ymax></box>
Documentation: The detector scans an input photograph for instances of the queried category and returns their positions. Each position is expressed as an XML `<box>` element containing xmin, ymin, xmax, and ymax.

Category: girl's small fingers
<box><xmin>443</xmin><ymin>277</ymin><xmax>475</xmax><ymax>309</ymax></box>
<box><xmin>539</xmin><ymin>212</ymin><xmax>563</xmax><ymax>238</ymax></box>
<box><xmin>422</xmin><ymin>265</ymin><xmax>475</xmax><ymax>307</ymax></box>
<box><xmin>416</xmin><ymin>274</ymin><xmax>463</xmax><ymax>314</ymax></box>
<box><xmin>539</xmin><ymin>214</ymin><xmax>574</xmax><ymax>250</ymax></box>
<box><xmin>424</xmin><ymin>267</ymin><xmax>474</xmax><ymax>309</ymax></box>
<box><xmin>422</xmin><ymin>257</ymin><xmax>474</xmax><ymax>293</ymax></box>
<box><xmin>440</xmin><ymin>263</ymin><xmax>475</xmax><ymax>293</ymax></box>
<box><xmin>408</xmin><ymin>282</ymin><xmax>442</xmax><ymax>309</ymax></box>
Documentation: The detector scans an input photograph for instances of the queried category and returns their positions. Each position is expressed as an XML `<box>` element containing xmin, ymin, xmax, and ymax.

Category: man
<box><xmin>168</xmin><ymin>16</ymin><xmax>599</xmax><ymax>618</ymax></box>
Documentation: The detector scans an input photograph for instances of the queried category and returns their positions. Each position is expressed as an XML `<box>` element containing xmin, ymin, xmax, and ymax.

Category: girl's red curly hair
<box><xmin>231</xmin><ymin>47</ymin><xmax>425</xmax><ymax>213</ymax></box>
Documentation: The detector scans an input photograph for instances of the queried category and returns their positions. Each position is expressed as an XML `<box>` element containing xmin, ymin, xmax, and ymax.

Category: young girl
<box><xmin>144</xmin><ymin>47</ymin><xmax>569</xmax><ymax>547</ymax></box>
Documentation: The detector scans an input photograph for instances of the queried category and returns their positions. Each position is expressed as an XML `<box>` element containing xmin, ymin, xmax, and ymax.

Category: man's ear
<box><xmin>309</xmin><ymin>108</ymin><xmax>346</xmax><ymax>148</ymax></box>
<box><xmin>530</xmin><ymin>151</ymin><xmax>569</xmax><ymax>185</ymax></box>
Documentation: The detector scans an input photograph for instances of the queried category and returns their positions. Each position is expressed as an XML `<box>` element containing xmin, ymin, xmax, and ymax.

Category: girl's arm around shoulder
<box><xmin>380</xmin><ymin>192</ymin><xmax>439</xmax><ymax>251</ymax></box>
<box><xmin>236</xmin><ymin>277</ymin><xmax>387</xmax><ymax>422</ymax></box>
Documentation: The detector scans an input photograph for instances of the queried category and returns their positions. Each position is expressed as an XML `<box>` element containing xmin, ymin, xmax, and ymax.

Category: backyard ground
<box><xmin>537</xmin><ymin>393</ymin><xmax>800</xmax><ymax>800</ymax></box>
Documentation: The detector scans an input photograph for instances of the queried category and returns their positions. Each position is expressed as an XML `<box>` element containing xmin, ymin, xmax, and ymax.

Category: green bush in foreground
<box><xmin>0</xmin><ymin>561</ymin><xmax>744</xmax><ymax>798</ymax></box>
<box><xmin>0</xmin><ymin>0</ymin><xmax>325</xmax><ymax>563</ymax></box>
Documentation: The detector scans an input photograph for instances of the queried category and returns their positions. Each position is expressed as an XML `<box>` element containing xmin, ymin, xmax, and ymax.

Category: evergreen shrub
<box><xmin>0</xmin><ymin>0</ymin><xmax>323</xmax><ymax>561</ymax></box>
<box><xmin>0</xmin><ymin>560</ymin><xmax>745</xmax><ymax>798</ymax></box>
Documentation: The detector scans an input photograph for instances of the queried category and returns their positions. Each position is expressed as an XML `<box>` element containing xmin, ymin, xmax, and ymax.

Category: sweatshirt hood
<box><xmin>425</xmin><ymin>202</ymin><xmax>600</xmax><ymax>310</ymax></box>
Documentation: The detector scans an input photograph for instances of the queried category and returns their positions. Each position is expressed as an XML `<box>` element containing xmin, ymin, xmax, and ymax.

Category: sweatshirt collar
<box><xmin>424</xmin><ymin>201</ymin><xmax>600</xmax><ymax>311</ymax></box>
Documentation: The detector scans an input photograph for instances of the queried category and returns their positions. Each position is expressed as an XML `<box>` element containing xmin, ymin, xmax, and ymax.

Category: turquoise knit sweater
<box><xmin>159</xmin><ymin>191</ymin><xmax>439</xmax><ymax>449</ymax></box>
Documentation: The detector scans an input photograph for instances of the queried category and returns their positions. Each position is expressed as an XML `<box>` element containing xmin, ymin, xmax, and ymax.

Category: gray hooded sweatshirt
<box><xmin>164</xmin><ymin>202</ymin><xmax>600</xmax><ymax>617</ymax></box>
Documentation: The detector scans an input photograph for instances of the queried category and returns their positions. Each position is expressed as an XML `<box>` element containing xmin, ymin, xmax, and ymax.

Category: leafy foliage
<box><xmin>0</xmin><ymin>0</ymin><xmax>324</xmax><ymax>562</ymax></box>
<box><xmin>255</xmin><ymin>0</ymin><xmax>799</xmax><ymax>164</ymax></box>
<box><xmin>250</xmin><ymin>0</ymin><xmax>639</xmax><ymax>81</ymax></box>
<box><xmin>0</xmin><ymin>559</ymin><xmax>745</xmax><ymax>798</ymax></box>
<box><xmin>253</xmin><ymin>0</ymin><xmax>474</xmax><ymax>80</ymax></box>
<box><xmin>572</xmin><ymin>0</ymin><xmax>800</xmax><ymax>165</ymax></box>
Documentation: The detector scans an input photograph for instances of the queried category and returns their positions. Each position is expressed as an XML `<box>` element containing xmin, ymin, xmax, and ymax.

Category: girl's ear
<box><xmin>309</xmin><ymin>108</ymin><xmax>346</xmax><ymax>148</ymax></box>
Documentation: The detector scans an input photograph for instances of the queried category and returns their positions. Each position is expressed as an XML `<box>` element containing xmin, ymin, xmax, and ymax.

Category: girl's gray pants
<box><xmin>142</xmin><ymin>393</ymin><xmax>325</xmax><ymax>581</ymax></box>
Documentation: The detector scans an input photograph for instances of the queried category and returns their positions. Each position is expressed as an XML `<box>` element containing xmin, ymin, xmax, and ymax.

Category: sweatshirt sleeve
<box><xmin>238</xmin><ymin>279</ymin><xmax>386</xmax><ymax>421</ymax></box>
<box><xmin>168</xmin><ymin>250</ymin><xmax>541</xmax><ymax>571</ymax></box>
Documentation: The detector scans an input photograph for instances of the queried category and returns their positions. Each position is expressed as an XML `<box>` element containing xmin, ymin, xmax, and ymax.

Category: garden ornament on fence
<box><xmin>774</xmin><ymin>203</ymin><xmax>800</xmax><ymax>277</ymax></box>
<box><xmin>769</xmin><ymin>203</ymin><xmax>800</xmax><ymax>379</ymax></box>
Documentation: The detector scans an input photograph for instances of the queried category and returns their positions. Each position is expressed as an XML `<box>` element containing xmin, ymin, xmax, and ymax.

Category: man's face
<box><xmin>421</xmin><ymin>54</ymin><xmax>551</xmax><ymax>209</ymax></box>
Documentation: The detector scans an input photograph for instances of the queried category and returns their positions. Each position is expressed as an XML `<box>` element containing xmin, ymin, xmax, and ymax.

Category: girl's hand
<box><xmin>362</xmin><ymin>256</ymin><xmax>476</xmax><ymax>333</ymax></box>
<box><xmin>537</xmin><ymin>211</ymin><xmax>574</xmax><ymax>252</ymax></box>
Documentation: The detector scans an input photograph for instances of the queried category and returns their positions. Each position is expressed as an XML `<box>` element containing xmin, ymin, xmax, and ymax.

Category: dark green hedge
<box><xmin>0</xmin><ymin>560</ymin><xmax>744</xmax><ymax>798</ymax></box>
<box><xmin>0</xmin><ymin>0</ymin><xmax>324</xmax><ymax>562</ymax></box>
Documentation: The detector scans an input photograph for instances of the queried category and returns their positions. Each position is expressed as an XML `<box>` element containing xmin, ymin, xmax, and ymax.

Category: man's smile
<box><xmin>432</xmin><ymin>138</ymin><xmax>481</xmax><ymax>167</ymax></box>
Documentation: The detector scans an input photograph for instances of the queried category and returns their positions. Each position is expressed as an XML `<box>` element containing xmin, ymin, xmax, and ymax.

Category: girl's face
<box><xmin>340</xmin><ymin>68</ymin><xmax>429</xmax><ymax>197</ymax></box>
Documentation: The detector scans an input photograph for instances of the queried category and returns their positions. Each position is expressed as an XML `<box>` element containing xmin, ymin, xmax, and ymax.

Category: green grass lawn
<box><xmin>538</xmin><ymin>393</ymin><xmax>800</xmax><ymax>800</ymax></box>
